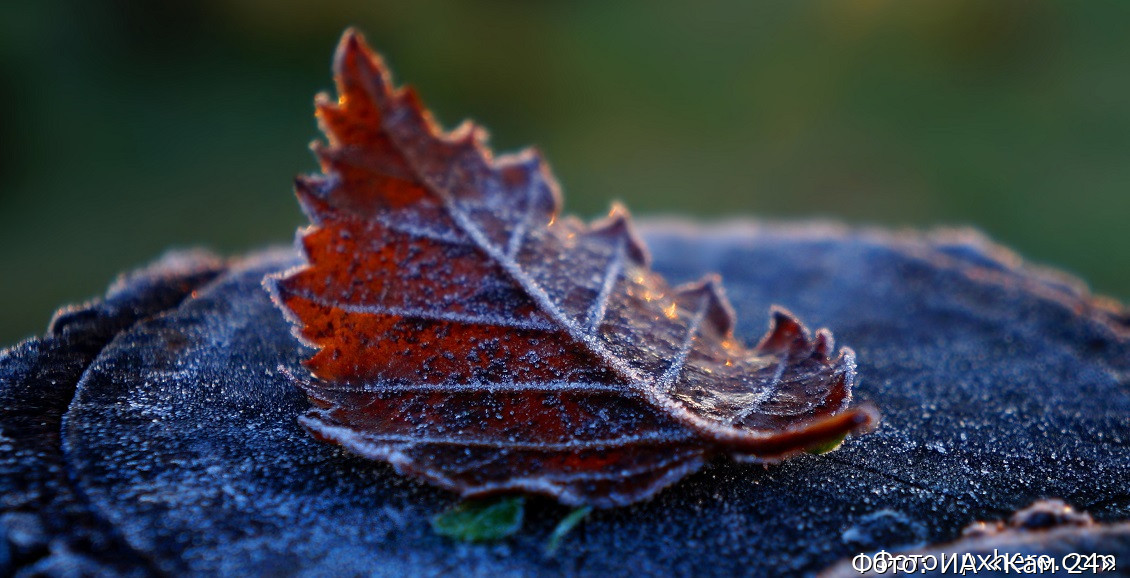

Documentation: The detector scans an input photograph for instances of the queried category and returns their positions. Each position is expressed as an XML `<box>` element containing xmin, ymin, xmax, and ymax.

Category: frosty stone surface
<box><xmin>1</xmin><ymin>221</ymin><xmax>1128</xmax><ymax>576</ymax></box>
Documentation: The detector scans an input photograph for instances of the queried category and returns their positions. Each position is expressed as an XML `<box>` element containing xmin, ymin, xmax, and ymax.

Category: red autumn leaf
<box><xmin>267</xmin><ymin>29</ymin><xmax>878</xmax><ymax>508</ymax></box>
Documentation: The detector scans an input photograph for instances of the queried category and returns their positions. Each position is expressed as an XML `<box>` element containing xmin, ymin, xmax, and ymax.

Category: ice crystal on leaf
<box><xmin>267</xmin><ymin>29</ymin><xmax>878</xmax><ymax>508</ymax></box>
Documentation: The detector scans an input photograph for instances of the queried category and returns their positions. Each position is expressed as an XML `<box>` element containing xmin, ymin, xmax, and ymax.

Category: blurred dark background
<box><xmin>3</xmin><ymin>0</ymin><xmax>1129</xmax><ymax>345</ymax></box>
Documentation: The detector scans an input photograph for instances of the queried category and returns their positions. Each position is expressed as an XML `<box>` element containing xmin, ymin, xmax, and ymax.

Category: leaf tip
<box><xmin>756</xmin><ymin>306</ymin><xmax>812</xmax><ymax>358</ymax></box>
<box><xmin>586</xmin><ymin>202</ymin><xmax>650</xmax><ymax>266</ymax></box>
<box><xmin>675</xmin><ymin>275</ymin><xmax>736</xmax><ymax>336</ymax></box>
<box><xmin>849</xmin><ymin>401</ymin><xmax>881</xmax><ymax>430</ymax></box>
<box><xmin>332</xmin><ymin>27</ymin><xmax>394</xmax><ymax>105</ymax></box>
<box><xmin>336</xmin><ymin>27</ymin><xmax>369</xmax><ymax>69</ymax></box>
<box><xmin>293</xmin><ymin>175</ymin><xmax>334</xmax><ymax>222</ymax></box>
<box><xmin>808</xmin><ymin>403</ymin><xmax>880</xmax><ymax>455</ymax></box>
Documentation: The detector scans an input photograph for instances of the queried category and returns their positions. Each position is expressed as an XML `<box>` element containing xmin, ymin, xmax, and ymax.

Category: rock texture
<box><xmin>0</xmin><ymin>250</ymin><xmax>226</xmax><ymax>576</ymax></box>
<box><xmin>821</xmin><ymin>499</ymin><xmax>1129</xmax><ymax>577</ymax></box>
<box><xmin>2</xmin><ymin>221</ymin><xmax>1128</xmax><ymax>576</ymax></box>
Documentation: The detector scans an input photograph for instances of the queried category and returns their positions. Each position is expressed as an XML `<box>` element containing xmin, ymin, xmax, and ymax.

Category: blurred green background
<box><xmin>2</xmin><ymin>0</ymin><xmax>1129</xmax><ymax>345</ymax></box>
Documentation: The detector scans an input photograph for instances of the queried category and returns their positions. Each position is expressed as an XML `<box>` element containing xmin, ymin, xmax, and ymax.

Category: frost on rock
<box><xmin>7</xmin><ymin>220</ymin><xmax>1129</xmax><ymax>576</ymax></box>
<box><xmin>266</xmin><ymin>29</ymin><xmax>876</xmax><ymax>507</ymax></box>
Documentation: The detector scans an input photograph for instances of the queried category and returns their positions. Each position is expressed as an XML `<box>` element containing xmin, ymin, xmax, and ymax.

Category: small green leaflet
<box><xmin>430</xmin><ymin>496</ymin><xmax>525</xmax><ymax>542</ymax></box>
<box><xmin>805</xmin><ymin>433</ymin><xmax>849</xmax><ymax>455</ymax></box>
<box><xmin>544</xmin><ymin>506</ymin><xmax>592</xmax><ymax>556</ymax></box>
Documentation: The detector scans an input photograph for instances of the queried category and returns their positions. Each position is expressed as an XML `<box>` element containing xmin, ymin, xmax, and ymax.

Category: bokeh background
<box><xmin>3</xmin><ymin>1</ymin><xmax>1129</xmax><ymax>345</ymax></box>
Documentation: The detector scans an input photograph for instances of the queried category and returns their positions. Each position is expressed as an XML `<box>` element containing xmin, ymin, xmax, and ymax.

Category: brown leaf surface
<box><xmin>267</xmin><ymin>29</ymin><xmax>877</xmax><ymax>507</ymax></box>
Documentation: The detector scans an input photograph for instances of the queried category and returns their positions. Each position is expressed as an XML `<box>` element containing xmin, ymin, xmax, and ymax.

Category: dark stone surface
<box><xmin>0</xmin><ymin>249</ymin><xmax>226</xmax><ymax>576</ymax></box>
<box><xmin>2</xmin><ymin>221</ymin><xmax>1128</xmax><ymax>576</ymax></box>
<box><xmin>821</xmin><ymin>500</ymin><xmax>1130</xmax><ymax>577</ymax></box>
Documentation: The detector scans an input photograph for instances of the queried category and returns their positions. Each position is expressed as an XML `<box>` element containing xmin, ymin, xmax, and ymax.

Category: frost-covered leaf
<box><xmin>266</xmin><ymin>29</ymin><xmax>877</xmax><ymax>508</ymax></box>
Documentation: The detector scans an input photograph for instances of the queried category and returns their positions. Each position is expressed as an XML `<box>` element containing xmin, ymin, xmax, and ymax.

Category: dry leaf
<box><xmin>267</xmin><ymin>29</ymin><xmax>877</xmax><ymax>507</ymax></box>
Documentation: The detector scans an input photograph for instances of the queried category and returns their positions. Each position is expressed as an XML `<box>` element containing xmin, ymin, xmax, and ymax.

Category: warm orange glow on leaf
<box><xmin>267</xmin><ymin>29</ymin><xmax>878</xmax><ymax>507</ymax></box>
